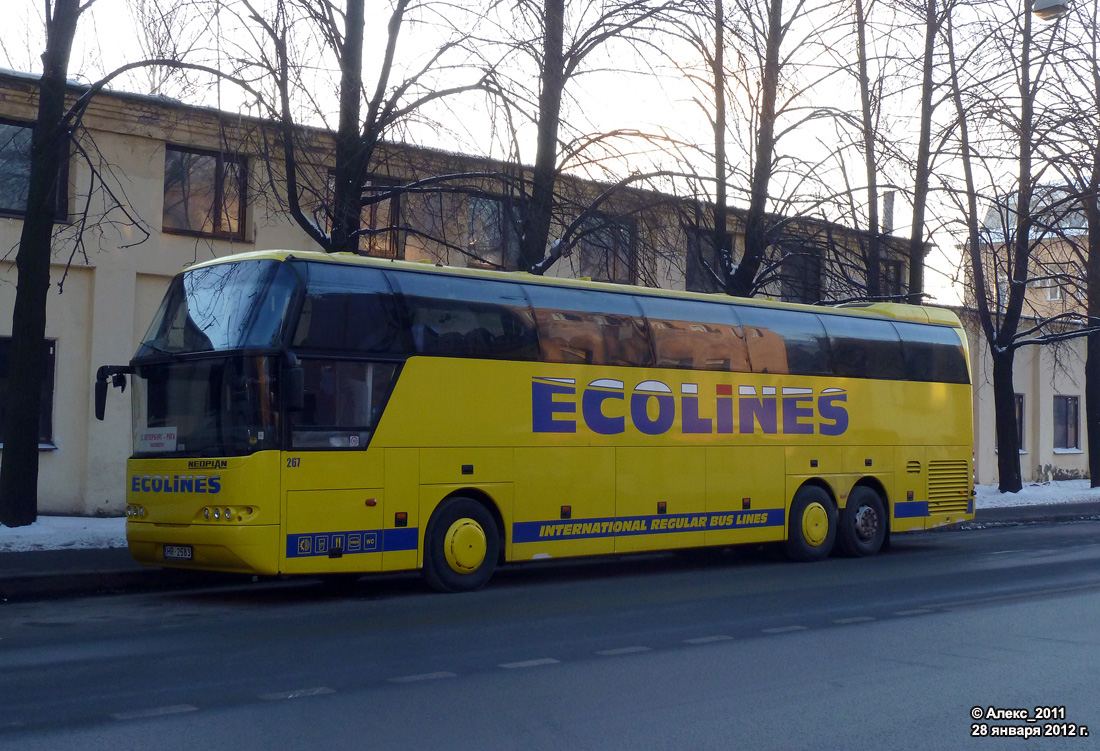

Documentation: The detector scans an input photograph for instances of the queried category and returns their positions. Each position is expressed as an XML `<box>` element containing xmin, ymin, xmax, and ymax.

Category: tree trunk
<box><xmin>726</xmin><ymin>0</ymin><xmax>782</xmax><ymax>296</ymax></box>
<box><xmin>712</xmin><ymin>0</ymin><xmax>730</xmax><ymax>276</ymax></box>
<box><xmin>0</xmin><ymin>0</ymin><xmax>81</xmax><ymax>527</ymax></box>
<box><xmin>520</xmin><ymin>0</ymin><xmax>565</xmax><ymax>273</ymax></box>
<box><xmin>854</xmin><ymin>0</ymin><xmax>880</xmax><ymax>298</ymax></box>
<box><xmin>1086</xmin><ymin>141</ymin><xmax>1100</xmax><ymax>485</ymax></box>
<box><xmin>331</xmin><ymin>0</ymin><xmax>366</xmax><ymax>254</ymax></box>
<box><xmin>991</xmin><ymin>348</ymin><xmax>1023</xmax><ymax>493</ymax></box>
<box><xmin>907</xmin><ymin>0</ymin><xmax>937</xmax><ymax>304</ymax></box>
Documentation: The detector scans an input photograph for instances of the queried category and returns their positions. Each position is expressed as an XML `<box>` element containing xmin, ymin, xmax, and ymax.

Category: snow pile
<box><xmin>0</xmin><ymin>480</ymin><xmax>1098</xmax><ymax>553</ymax></box>
<box><xmin>0</xmin><ymin>515</ymin><xmax>126</xmax><ymax>553</ymax></box>
<box><xmin>975</xmin><ymin>479</ymin><xmax>1100</xmax><ymax>508</ymax></box>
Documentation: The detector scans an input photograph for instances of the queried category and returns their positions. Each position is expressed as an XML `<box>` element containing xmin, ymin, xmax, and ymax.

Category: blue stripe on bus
<box><xmin>512</xmin><ymin>510</ymin><xmax>785</xmax><ymax>544</ymax></box>
<box><xmin>383</xmin><ymin>527</ymin><xmax>419</xmax><ymax>552</ymax></box>
<box><xmin>894</xmin><ymin>501</ymin><xmax>929</xmax><ymax>518</ymax></box>
<box><xmin>286</xmin><ymin>527</ymin><xmax>419</xmax><ymax>558</ymax></box>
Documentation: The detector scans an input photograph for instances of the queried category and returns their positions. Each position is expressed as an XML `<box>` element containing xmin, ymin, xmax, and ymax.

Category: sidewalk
<box><xmin>2</xmin><ymin>497</ymin><xmax>1099</xmax><ymax>601</ymax></box>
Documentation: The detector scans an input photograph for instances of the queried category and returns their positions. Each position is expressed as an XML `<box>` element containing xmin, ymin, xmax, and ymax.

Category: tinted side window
<box><xmin>390</xmin><ymin>272</ymin><xmax>538</xmax><ymax>360</ymax></box>
<box><xmin>893</xmin><ymin>322</ymin><xmax>970</xmax><ymax>384</ymax></box>
<box><xmin>291</xmin><ymin>262</ymin><xmax>410</xmax><ymax>355</ymax></box>
<box><xmin>525</xmin><ymin>285</ymin><xmax>652</xmax><ymax>367</ymax></box>
<box><xmin>291</xmin><ymin>360</ymin><xmax>399</xmax><ymax>449</ymax></box>
<box><xmin>820</xmin><ymin>314</ymin><xmax>906</xmax><ymax>380</ymax></box>
<box><xmin>734</xmin><ymin>306</ymin><xmax>832</xmax><ymax>376</ymax></box>
<box><xmin>638</xmin><ymin>297</ymin><xmax>750</xmax><ymax>372</ymax></box>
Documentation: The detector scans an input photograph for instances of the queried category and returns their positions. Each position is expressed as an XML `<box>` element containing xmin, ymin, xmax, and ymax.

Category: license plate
<box><xmin>164</xmin><ymin>545</ymin><xmax>193</xmax><ymax>560</ymax></box>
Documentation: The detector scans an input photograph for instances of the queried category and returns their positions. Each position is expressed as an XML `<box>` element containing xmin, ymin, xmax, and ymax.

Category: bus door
<box><xmin>280</xmin><ymin>359</ymin><xmax>390</xmax><ymax>574</ymax></box>
<box><xmin>280</xmin><ymin>451</ymin><xmax>386</xmax><ymax>574</ymax></box>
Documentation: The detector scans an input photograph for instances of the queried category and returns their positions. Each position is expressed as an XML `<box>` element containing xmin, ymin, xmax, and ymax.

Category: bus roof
<box><xmin>185</xmin><ymin>249</ymin><xmax>963</xmax><ymax>329</ymax></box>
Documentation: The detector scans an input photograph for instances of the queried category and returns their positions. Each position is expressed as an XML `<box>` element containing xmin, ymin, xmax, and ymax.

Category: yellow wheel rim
<box><xmin>444</xmin><ymin>518</ymin><xmax>487</xmax><ymax>574</ymax></box>
<box><xmin>802</xmin><ymin>502</ymin><xmax>829</xmax><ymax>547</ymax></box>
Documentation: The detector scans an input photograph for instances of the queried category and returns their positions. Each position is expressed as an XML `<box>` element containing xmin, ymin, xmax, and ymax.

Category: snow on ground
<box><xmin>0</xmin><ymin>516</ymin><xmax>126</xmax><ymax>553</ymax></box>
<box><xmin>1</xmin><ymin>480</ymin><xmax>1099</xmax><ymax>553</ymax></box>
<box><xmin>974</xmin><ymin>478</ymin><xmax>1100</xmax><ymax>508</ymax></box>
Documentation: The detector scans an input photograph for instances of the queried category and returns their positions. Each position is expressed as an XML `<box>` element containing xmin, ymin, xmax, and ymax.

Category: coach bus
<box><xmin>95</xmin><ymin>249</ymin><xmax>974</xmax><ymax>591</ymax></box>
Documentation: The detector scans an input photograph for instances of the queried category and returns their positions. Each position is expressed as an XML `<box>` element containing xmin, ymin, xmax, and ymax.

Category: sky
<box><xmin>2</xmin><ymin>479</ymin><xmax>1099</xmax><ymax>552</ymax></box>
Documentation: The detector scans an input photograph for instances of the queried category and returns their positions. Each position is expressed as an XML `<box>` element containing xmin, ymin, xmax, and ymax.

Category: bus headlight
<box><xmin>203</xmin><ymin>508</ymin><xmax>210</xmax><ymax>520</ymax></box>
<box><xmin>224</xmin><ymin>508</ymin><xmax>232</xmax><ymax>521</ymax></box>
<box><xmin>213</xmin><ymin>508</ymin><xmax>220</xmax><ymax>519</ymax></box>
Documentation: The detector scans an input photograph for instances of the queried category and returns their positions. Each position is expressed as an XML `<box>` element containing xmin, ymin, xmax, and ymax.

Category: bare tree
<box><xmin>666</xmin><ymin>0</ymin><xmax>869</xmax><ymax>300</ymax></box>
<box><xmin>479</xmin><ymin>0</ymin><xmax>676</xmax><ymax>274</ymax></box>
<box><xmin>201</xmin><ymin>0</ymin><xmax>496</xmax><ymax>257</ymax></box>
<box><xmin>0</xmin><ymin>0</ymin><xmax>83</xmax><ymax>527</ymax></box>
<box><xmin>1045</xmin><ymin>0</ymin><xmax>1100</xmax><ymax>486</ymax></box>
<box><xmin>946</xmin><ymin>0</ymin><xmax>1071</xmax><ymax>492</ymax></box>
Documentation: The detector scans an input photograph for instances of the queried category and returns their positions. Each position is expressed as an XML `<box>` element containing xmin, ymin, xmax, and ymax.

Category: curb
<box><xmin>0</xmin><ymin>567</ymin><xmax>247</xmax><ymax>602</ymax></box>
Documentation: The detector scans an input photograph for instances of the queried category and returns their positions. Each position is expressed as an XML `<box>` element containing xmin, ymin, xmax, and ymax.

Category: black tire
<box><xmin>784</xmin><ymin>485</ymin><xmax>837</xmax><ymax>562</ymax></box>
<box><xmin>836</xmin><ymin>486</ymin><xmax>887</xmax><ymax>557</ymax></box>
<box><xmin>423</xmin><ymin>497</ymin><xmax>500</xmax><ymax>593</ymax></box>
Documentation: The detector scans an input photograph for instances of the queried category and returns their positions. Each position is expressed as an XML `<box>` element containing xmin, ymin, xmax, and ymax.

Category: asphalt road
<box><xmin>1</xmin><ymin>521</ymin><xmax>1098</xmax><ymax>750</ymax></box>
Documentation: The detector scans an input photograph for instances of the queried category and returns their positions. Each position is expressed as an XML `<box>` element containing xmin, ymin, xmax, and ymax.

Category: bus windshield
<box><xmin>132</xmin><ymin>355</ymin><xmax>280</xmax><ymax>457</ymax></box>
<box><xmin>136</xmin><ymin>260</ymin><xmax>299</xmax><ymax>357</ymax></box>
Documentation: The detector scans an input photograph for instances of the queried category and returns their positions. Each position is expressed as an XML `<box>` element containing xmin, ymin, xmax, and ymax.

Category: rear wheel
<box><xmin>784</xmin><ymin>486</ymin><xmax>836</xmax><ymax>562</ymax></box>
<box><xmin>837</xmin><ymin>486</ymin><xmax>887</xmax><ymax>557</ymax></box>
<box><xmin>423</xmin><ymin>497</ymin><xmax>500</xmax><ymax>593</ymax></box>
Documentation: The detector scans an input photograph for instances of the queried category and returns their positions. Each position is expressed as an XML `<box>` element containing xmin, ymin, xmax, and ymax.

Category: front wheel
<box><xmin>423</xmin><ymin>497</ymin><xmax>500</xmax><ymax>593</ymax></box>
<box><xmin>837</xmin><ymin>486</ymin><xmax>887</xmax><ymax>557</ymax></box>
<box><xmin>784</xmin><ymin>486</ymin><xmax>836</xmax><ymax>562</ymax></box>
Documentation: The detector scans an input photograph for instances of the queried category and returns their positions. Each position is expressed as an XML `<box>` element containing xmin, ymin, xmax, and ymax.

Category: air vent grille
<box><xmin>928</xmin><ymin>460</ymin><xmax>970</xmax><ymax>513</ymax></box>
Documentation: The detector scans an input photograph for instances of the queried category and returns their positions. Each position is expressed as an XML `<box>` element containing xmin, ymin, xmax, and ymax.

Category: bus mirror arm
<box><xmin>94</xmin><ymin>365</ymin><xmax>134</xmax><ymax>421</ymax></box>
<box><xmin>285</xmin><ymin>353</ymin><xmax>305</xmax><ymax>412</ymax></box>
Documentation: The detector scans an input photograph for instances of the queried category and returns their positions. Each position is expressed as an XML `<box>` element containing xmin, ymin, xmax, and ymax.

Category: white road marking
<box><xmin>762</xmin><ymin>625</ymin><xmax>807</xmax><ymax>634</ymax></box>
<box><xmin>683</xmin><ymin>635</ymin><xmax>733</xmax><ymax>644</ymax></box>
<box><xmin>499</xmin><ymin>658</ymin><xmax>560</xmax><ymax>669</ymax></box>
<box><xmin>112</xmin><ymin>705</ymin><xmax>199</xmax><ymax>721</ymax></box>
<box><xmin>597</xmin><ymin>646</ymin><xmax>652</xmax><ymax>656</ymax></box>
<box><xmin>832</xmin><ymin>616</ymin><xmax>876</xmax><ymax>624</ymax></box>
<box><xmin>894</xmin><ymin>608</ymin><xmax>933</xmax><ymax>616</ymax></box>
<box><xmin>388</xmin><ymin>671</ymin><xmax>457</xmax><ymax>683</ymax></box>
<box><xmin>259</xmin><ymin>687</ymin><xmax>336</xmax><ymax>701</ymax></box>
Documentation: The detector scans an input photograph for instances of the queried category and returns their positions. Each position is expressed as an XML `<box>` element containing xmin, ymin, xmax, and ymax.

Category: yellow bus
<box><xmin>96</xmin><ymin>249</ymin><xmax>974</xmax><ymax>592</ymax></box>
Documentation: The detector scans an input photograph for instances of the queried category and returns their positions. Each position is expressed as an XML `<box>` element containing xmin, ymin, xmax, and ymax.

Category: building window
<box><xmin>0</xmin><ymin>337</ymin><xmax>56</xmax><ymax>446</ymax></box>
<box><xmin>686</xmin><ymin>229</ymin><xmax>729</xmax><ymax>293</ymax></box>
<box><xmin>163</xmin><ymin>145</ymin><xmax>246</xmax><ymax>239</ymax></box>
<box><xmin>779</xmin><ymin>246</ymin><xmax>822</xmax><ymax>303</ymax></box>
<box><xmin>880</xmin><ymin>258</ymin><xmax>904</xmax><ymax>298</ymax></box>
<box><xmin>468</xmin><ymin>194</ymin><xmax>523</xmax><ymax>269</ymax></box>
<box><xmin>1054</xmin><ymin>395</ymin><xmax>1079</xmax><ymax>450</ymax></box>
<box><xmin>0</xmin><ymin>117</ymin><xmax>68</xmax><ymax>218</ymax></box>
<box><xmin>579</xmin><ymin>215</ymin><xmax>635</xmax><ymax>284</ymax></box>
<box><xmin>1040</xmin><ymin>262</ymin><xmax>1072</xmax><ymax>302</ymax></box>
<box><xmin>322</xmin><ymin>174</ymin><xmax>403</xmax><ymax>259</ymax></box>
<box><xmin>362</xmin><ymin>180</ymin><xmax>402</xmax><ymax>259</ymax></box>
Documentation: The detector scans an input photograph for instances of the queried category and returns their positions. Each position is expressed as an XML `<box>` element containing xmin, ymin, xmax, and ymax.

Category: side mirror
<box><xmin>95</xmin><ymin>365</ymin><xmax>133</xmax><ymax>421</ymax></box>
<box><xmin>95</xmin><ymin>378</ymin><xmax>108</xmax><ymax>421</ymax></box>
